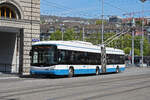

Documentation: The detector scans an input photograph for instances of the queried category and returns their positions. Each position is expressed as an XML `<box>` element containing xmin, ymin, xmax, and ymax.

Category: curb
<box><xmin>0</xmin><ymin>77</ymin><xmax>19</xmax><ymax>80</ymax></box>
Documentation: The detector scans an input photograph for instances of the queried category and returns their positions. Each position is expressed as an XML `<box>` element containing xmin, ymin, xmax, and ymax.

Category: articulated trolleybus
<box><xmin>30</xmin><ymin>41</ymin><xmax>125</xmax><ymax>77</ymax></box>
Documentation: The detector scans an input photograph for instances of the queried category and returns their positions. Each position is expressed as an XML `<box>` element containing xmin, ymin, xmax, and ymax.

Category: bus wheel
<box><xmin>68</xmin><ymin>67</ymin><xmax>74</xmax><ymax>78</ymax></box>
<box><xmin>116</xmin><ymin>66</ymin><xmax>120</xmax><ymax>73</ymax></box>
<box><xmin>96</xmin><ymin>67</ymin><xmax>100</xmax><ymax>75</ymax></box>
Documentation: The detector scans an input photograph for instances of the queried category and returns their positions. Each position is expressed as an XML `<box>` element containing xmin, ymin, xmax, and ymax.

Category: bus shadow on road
<box><xmin>20</xmin><ymin>72</ymin><xmax>119</xmax><ymax>79</ymax></box>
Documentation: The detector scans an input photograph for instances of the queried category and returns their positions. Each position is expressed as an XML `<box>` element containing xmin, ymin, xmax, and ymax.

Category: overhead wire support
<box><xmin>132</xmin><ymin>18</ymin><xmax>136</xmax><ymax>65</ymax></box>
<box><xmin>100</xmin><ymin>0</ymin><xmax>107</xmax><ymax>73</ymax></box>
<box><xmin>99</xmin><ymin>0</ymin><xmax>130</xmax><ymax>73</ymax></box>
<box><xmin>104</xmin><ymin>1</ymin><xmax>128</xmax><ymax>14</ymax></box>
<box><xmin>101</xmin><ymin>0</ymin><xmax>104</xmax><ymax>44</ymax></box>
<box><xmin>41</xmin><ymin>0</ymin><xmax>99</xmax><ymax>18</ymax></box>
<box><xmin>140</xmin><ymin>0</ymin><xmax>146</xmax><ymax>67</ymax></box>
<box><xmin>42</xmin><ymin>0</ymin><xmax>72</xmax><ymax>11</ymax></box>
<box><xmin>100</xmin><ymin>0</ymin><xmax>130</xmax><ymax>46</ymax></box>
<box><xmin>123</xmin><ymin>10</ymin><xmax>150</xmax><ymax>17</ymax></box>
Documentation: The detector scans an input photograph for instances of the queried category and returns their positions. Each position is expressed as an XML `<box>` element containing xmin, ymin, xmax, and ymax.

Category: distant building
<box><xmin>122</xmin><ymin>17</ymin><xmax>148</xmax><ymax>26</ymax></box>
<box><xmin>109</xmin><ymin>16</ymin><xmax>122</xmax><ymax>28</ymax></box>
<box><xmin>40</xmin><ymin>20</ymin><xmax>123</xmax><ymax>41</ymax></box>
<box><xmin>109</xmin><ymin>16</ymin><xmax>122</xmax><ymax>23</ymax></box>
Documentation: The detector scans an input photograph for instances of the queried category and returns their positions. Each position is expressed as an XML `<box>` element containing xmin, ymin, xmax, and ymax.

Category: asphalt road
<box><xmin>0</xmin><ymin>67</ymin><xmax>150</xmax><ymax>100</ymax></box>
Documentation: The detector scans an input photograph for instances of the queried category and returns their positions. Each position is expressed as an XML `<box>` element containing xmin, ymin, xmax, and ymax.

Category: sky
<box><xmin>40</xmin><ymin>0</ymin><xmax>150</xmax><ymax>19</ymax></box>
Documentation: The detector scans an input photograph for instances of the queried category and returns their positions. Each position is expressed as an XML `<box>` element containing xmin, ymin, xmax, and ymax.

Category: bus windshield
<box><xmin>31</xmin><ymin>45</ymin><xmax>57</xmax><ymax>67</ymax></box>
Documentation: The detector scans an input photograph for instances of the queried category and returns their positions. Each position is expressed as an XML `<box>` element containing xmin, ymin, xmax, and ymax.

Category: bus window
<box><xmin>58</xmin><ymin>50</ymin><xmax>66</xmax><ymax>63</ymax></box>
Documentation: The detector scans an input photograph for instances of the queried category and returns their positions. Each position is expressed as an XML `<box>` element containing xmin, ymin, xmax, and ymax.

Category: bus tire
<box><xmin>116</xmin><ymin>66</ymin><xmax>120</xmax><ymax>73</ymax></box>
<box><xmin>68</xmin><ymin>67</ymin><xmax>74</xmax><ymax>78</ymax></box>
<box><xmin>96</xmin><ymin>67</ymin><xmax>100</xmax><ymax>75</ymax></box>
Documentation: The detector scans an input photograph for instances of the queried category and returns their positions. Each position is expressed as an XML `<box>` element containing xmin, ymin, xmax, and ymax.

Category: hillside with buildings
<box><xmin>40</xmin><ymin>15</ymin><xmax>150</xmax><ymax>44</ymax></box>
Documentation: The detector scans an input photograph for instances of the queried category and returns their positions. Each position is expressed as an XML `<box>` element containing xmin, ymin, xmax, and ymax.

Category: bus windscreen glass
<box><xmin>31</xmin><ymin>45</ymin><xmax>57</xmax><ymax>67</ymax></box>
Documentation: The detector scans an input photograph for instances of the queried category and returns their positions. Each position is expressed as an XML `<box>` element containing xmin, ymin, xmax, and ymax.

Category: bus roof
<box><xmin>32</xmin><ymin>41</ymin><xmax>125</xmax><ymax>55</ymax></box>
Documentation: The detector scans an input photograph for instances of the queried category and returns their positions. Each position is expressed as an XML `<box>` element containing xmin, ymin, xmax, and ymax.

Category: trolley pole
<box><xmin>60</xmin><ymin>24</ymin><xmax>65</xmax><ymax>41</ymax></box>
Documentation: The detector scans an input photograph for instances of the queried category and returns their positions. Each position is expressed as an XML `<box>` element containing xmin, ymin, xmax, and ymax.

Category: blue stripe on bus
<box><xmin>74</xmin><ymin>69</ymin><xmax>96</xmax><ymax>74</ymax></box>
<box><xmin>30</xmin><ymin>67</ymin><xmax>125</xmax><ymax>75</ymax></box>
<box><xmin>106</xmin><ymin>67</ymin><xmax>125</xmax><ymax>72</ymax></box>
<box><xmin>30</xmin><ymin>70</ymin><xmax>68</xmax><ymax>75</ymax></box>
<box><xmin>30</xmin><ymin>69</ymin><xmax>97</xmax><ymax>75</ymax></box>
<box><xmin>120</xmin><ymin>67</ymin><xmax>125</xmax><ymax>71</ymax></box>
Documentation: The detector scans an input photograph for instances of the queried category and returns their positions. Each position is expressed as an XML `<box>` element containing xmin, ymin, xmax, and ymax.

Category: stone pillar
<box><xmin>20</xmin><ymin>0</ymin><xmax>40</xmax><ymax>75</ymax></box>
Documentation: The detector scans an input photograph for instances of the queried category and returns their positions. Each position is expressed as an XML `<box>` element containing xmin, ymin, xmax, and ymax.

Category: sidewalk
<box><xmin>0</xmin><ymin>72</ymin><xmax>19</xmax><ymax>79</ymax></box>
<box><xmin>125</xmin><ymin>66</ymin><xmax>150</xmax><ymax>74</ymax></box>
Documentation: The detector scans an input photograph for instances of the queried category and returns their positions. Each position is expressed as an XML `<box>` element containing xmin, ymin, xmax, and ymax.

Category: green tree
<box><xmin>134</xmin><ymin>36</ymin><xmax>141</xmax><ymax>50</ymax></box>
<box><xmin>79</xmin><ymin>31</ymin><xmax>83</xmax><ymax>41</ymax></box>
<box><xmin>123</xmin><ymin>47</ymin><xmax>131</xmax><ymax>55</ymax></box>
<box><xmin>75</xmin><ymin>31</ymin><xmax>83</xmax><ymax>41</ymax></box>
<box><xmin>96</xmin><ymin>20</ymin><xmax>107</xmax><ymax>25</ymax></box>
<box><xmin>97</xmin><ymin>32</ymin><xmax>101</xmax><ymax>44</ymax></box>
<box><xmin>64</xmin><ymin>29</ymin><xmax>76</xmax><ymax>41</ymax></box>
<box><xmin>85</xmin><ymin>32</ymin><xmax>102</xmax><ymax>45</ymax></box>
<box><xmin>143</xmin><ymin>38</ymin><xmax>150</xmax><ymax>56</ymax></box>
<box><xmin>121</xmin><ymin>34</ymin><xmax>132</xmax><ymax>49</ymax></box>
<box><xmin>135</xmin><ymin>20</ymin><xmax>142</xmax><ymax>26</ymax></box>
<box><xmin>85</xmin><ymin>33</ymin><xmax>97</xmax><ymax>45</ymax></box>
<box><xmin>49</xmin><ymin>30</ymin><xmax>62</xmax><ymax>40</ymax></box>
<box><xmin>134</xmin><ymin>48</ymin><xmax>140</xmax><ymax>56</ymax></box>
<box><xmin>104</xmin><ymin>33</ymin><xmax>150</xmax><ymax>56</ymax></box>
<box><xmin>49</xmin><ymin>29</ymin><xmax>150</xmax><ymax>56</ymax></box>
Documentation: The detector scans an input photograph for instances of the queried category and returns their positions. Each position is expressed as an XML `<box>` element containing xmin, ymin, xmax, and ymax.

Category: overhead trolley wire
<box><xmin>41</xmin><ymin>0</ymin><xmax>101</xmax><ymax>18</ymax></box>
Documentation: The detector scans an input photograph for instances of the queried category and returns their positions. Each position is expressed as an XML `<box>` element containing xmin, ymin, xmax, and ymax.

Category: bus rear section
<box><xmin>106</xmin><ymin>54</ymin><xmax>125</xmax><ymax>73</ymax></box>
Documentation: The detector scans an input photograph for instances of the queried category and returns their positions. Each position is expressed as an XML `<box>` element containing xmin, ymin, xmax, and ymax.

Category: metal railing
<box><xmin>0</xmin><ymin>63</ymin><xmax>12</xmax><ymax>73</ymax></box>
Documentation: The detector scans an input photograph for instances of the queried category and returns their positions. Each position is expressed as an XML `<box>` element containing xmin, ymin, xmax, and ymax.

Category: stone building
<box><xmin>0</xmin><ymin>0</ymin><xmax>40</xmax><ymax>75</ymax></box>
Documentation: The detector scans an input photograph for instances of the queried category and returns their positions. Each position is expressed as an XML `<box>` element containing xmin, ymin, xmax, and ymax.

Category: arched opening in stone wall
<box><xmin>0</xmin><ymin>27</ymin><xmax>22</xmax><ymax>73</ymax></box>
<box><xmin>0</xmin><ymin>3</ymin><xmax>21</xmax><ymax>19</ymax></box>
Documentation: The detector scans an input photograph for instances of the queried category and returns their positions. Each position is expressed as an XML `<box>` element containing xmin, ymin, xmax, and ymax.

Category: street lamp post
<box><xmin>140</xmin><ymin>0</ymin><xmax>146</xmax><ymax>67</ymax></box>
<box><xmin>132</xmin><ymin>18</ymin><xmax>135</xmax><ymax>65</ymax></box>
<box><xmin>60</xmin><ymin>24</ymin><xmax>65</xmax><ymax>40</ymax></box>
<box><xmin>82</xmin><ymin>24</ymin><xmax>85</xmax><ymax>41</ymax></box>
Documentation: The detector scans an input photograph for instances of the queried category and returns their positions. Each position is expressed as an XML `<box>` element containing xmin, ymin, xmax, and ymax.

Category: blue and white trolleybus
<box><xmin>30</xmin><ymin>41</ymin><xmax>125</xmax><ymax>77</ymax></box>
